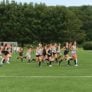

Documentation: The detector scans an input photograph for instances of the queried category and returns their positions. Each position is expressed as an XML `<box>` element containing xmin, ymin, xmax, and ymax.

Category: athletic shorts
<box><xmin>72</xmin><ymin>54</ymin><xmax>77</xmax><ymax>59</ymax></box>
<box><xmin>36</xmin><ymin>55</ymin><xmax>42</xmax><ymax>57</ymax></box>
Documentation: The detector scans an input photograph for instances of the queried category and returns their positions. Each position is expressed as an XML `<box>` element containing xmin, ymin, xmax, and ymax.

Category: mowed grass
<box><xmin>0</xmin><ymin>49</ymin><xmax>92</xmax><ymax>92</ymax></box>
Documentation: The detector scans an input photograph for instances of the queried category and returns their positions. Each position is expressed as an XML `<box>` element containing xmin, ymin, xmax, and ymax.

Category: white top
<box><xmin>36</xmin><ymin>48</ymin><xmax>43</xmax><ymax>56</ymax></box>
<box><xmin>71</xmin><ymin>45</ymin><xmax>76</xmax><ymax>54</ymax></box>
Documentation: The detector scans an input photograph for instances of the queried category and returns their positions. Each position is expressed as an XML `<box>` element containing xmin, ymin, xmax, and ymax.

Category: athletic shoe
<box><xmin>75</xmin><ymin>64</ymin><xmax>78</xmax><ymax>66</ymax></box>
<box><xmin>49</xmin><ymin>65</ymin><xmax>52</xmax><ymax>67</ymax></box>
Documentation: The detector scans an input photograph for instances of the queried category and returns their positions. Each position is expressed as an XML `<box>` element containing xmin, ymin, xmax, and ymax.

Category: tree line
<box><xmin>0</xmin><ymin>0</ymin><xmax>92</xmax><ymax>45</ymax></box>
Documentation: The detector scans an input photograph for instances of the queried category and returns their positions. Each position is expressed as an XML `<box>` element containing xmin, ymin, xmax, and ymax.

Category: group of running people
<box><xmin>0</xmin><ymin>43</ymin><xmax>12</xmax><ymax>65</ymax></box>
<box><xmin>35</xmin><ymin>41</ymin><xmax>78</xmax><ymax>67</ymax></box>
<box><xmin>0</xmin><ymin>41</ymin><xmax>78</xmax><ymax>67</ymax></box>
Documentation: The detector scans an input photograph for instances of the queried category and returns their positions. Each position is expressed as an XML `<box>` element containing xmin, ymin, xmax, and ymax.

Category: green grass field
<box><xmin>0</xmin><ymin>50</ymin><xmax>92</xmax><ymax>92</ymax></box>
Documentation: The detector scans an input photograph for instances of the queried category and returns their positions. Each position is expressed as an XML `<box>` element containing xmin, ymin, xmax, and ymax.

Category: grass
<box><xmin>0</xmin><ymin>50</ymin><xmax>92</xmax><ymax>92</ymax></box>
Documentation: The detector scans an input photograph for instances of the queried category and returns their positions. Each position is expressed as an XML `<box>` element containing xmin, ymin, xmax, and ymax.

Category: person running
<box><xmin>63</xmin><ymin>42</ymin><xmax>71</xmax><ymax>65</ymax></box>
<box><xmin>56</xmin><ymin>43</ymin><xmax>63</xmax><ymax>66</ymax></box>
<box><xmin>52</xmin><ymin>43</ymin><xmax>57</xmax><ymax>62</ymax></box>
<box><xmin>25</xmin><ymin>47</ymin><xmax>32</xmax><ymax>63</ymax></box>
<box><xmin>36</xmin><ymin>44</ymin><xmax>43</xmax><ymax>67</ymax></box>
<box><xmin>0</xmin><ymin>47</ymin><xmax>3</xmax><ymax>65</ymax></box>
<box><xmin>1</xmin><ymin>43</ymin><xmax>11</xmax><ymax>64</ymax></box>
<box><xmin>71</xmin><ymin>41</ymin><xmax>78</xmax><ymax>66</ymax></box>
<box><xmin>46</xmin><ymin>44</ymin><xmax>53</xmax><ymax>67</ymax></box>
<box><xmin>17</xmin><ymin>47</ymin><xmax>24</xmax><ymax>62</ymax></box>
<box><xmin>42</xmin><ymin>45</ymin><xmax>47</xmax><ymax>62</ymax></box>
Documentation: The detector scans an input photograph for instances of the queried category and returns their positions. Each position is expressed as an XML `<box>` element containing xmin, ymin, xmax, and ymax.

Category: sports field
<box><xmin>0</xmin><ymin>49</ymin><xmax>92</xmax><ymax>92</ymax></box>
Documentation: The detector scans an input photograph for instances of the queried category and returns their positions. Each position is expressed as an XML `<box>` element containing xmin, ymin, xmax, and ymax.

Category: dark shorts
<box><xmin>47</xmin><ymin>55</ymin><xmax>52</xmax><ymax>57</ymax></box>
<box><xmin>2</xmin><ymin>51</ymin><xmax>9</xmax><ymax>55</ymax></box>
<box><xmin>19</xmin><ymin>53</ymin><xmax>23</xmax><ymax>56</ymax></box>
<box><xmin>64</xmin><ymin>51</ymin><xmax>69</xmax><ymax>55</ymax></box>
<box><xmin>53</xmin><ymin>53</ymin><xmax>56</xmax><ymax>55</ymax></box>
<box><xmin>36</xmin><ymin>55</ymin><xmax>40</xmax><ymax>57</ymax></box>
<box><xmin>43</xmin><ymin>53</ymin><xmax>46</xmax><ymax>56</ymax></box>
<box><xmin>36</xmin><ymin>55</ymin><xmax>42</xmax><ymax>57</ymax></box>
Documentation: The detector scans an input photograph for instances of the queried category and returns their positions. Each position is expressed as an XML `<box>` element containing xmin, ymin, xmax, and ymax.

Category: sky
<box><xmin>5</xmin><ymin>0</ymin><xmax>92</xmax><ymax>6</ymax></box>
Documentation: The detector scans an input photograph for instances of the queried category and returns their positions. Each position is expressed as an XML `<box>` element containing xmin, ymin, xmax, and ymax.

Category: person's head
<box><xmin>4</xmin><ymin>43</ymin><xmax>8</xmax><ymax>47</ymax></box>
<box><xmin>1</xmin><ymin>42</ymin><xmax>4</xmax><ymax>46</ymax></box>
<box><xmin>47</xmin><ymin>44</ymin><xmax>50</xmax><ymax>49</ymax></box>
<box><xmin>66</xmin><ymin>42</ymin><xmax>68</xmax><ymax>46</ymax></box>
<box><xmin>39</xmin><ymin>43</ymin><xmax>42</xmax><ymax>48</ymax></box>
<box><xmin>54</xmin><ymin>43</ymin><xmax>57</xmax><ymax>47</ymax></box>
<box><xmin>20</xmin><ymin>47</ymin><xmax>23</xmax><ymax>51</ymax></box>
<box><xmin>74</xmin><ymin>41</ymin><xmax>76</xmax><ymax>45</ymax></box>
<box><xmin>72</xmin><ymin>41</ymin><xmax>76</xmax><ymax>46</ymax></box>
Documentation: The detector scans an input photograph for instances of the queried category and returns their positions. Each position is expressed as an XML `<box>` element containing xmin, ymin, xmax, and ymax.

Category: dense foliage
<box><xmin>83</xmin><ymin>42</ymin><xmax>92</xmax><ymax>50</ymax></box>
<box><xmin>0</xmin><ymin>0</ymin><xmax>92</xmax><ymax>45</ymax></box>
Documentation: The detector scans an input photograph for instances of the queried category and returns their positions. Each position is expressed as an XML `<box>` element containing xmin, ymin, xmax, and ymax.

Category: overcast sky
<box><xmin>3</xmin><ymin>0</ymin><xmax>92</xmax><ymax>6</ymax></box>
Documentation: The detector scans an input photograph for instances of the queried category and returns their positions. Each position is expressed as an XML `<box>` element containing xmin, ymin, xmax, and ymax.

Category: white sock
<box><xmin>0</xmin><ymin>58</ymin><xmax>4</xmax><ymax>65</ymax></box>
<box><xmin>6</xmin><ymin>58</ymin><xmax>10</xmax><ymax>64</ymax></box>
<box><xmin>76</xmin><ymin>58</ymin><xmax>78</xmax><ymax>64</ymax></box>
